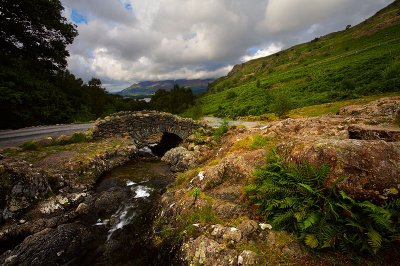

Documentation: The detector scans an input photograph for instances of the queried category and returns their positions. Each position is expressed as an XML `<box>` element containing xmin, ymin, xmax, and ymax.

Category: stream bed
<box><xmin>78</xmin><ymin>156</ymin><xmax>176</xmax><ymax>265</ymax></box>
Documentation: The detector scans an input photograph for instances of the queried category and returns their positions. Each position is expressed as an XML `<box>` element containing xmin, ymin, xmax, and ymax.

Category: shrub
<box><xmin>341</xmin><ymin>79</ymin><xmax>356</xmax><ymax>91</ymax></box>
<box><xmin>270</xmin><ymin>92</ymin><xmax>293</xmax><ymax>118</ymax></box>
<box><xmin>191</xmin><ymin>105</ymin><xmax>203</xmax><ymax>120</ymax></box>
<box><xmin>213</xmin><ymin>120</ymin><xmax>229</xmax><ymax>141</ymax></box>
<box><xmin>245</xmin><ymin>151</ymin><xmax>400</xmax><ymax>255</ymax></box>
<box><xmin>382</xmin><ymin>62</ymin><xmax>400</xmax><ymax>80</ymax></box>
<box><xmin>54</xmin><ymin>132</ymin><xmax>91</xmax><ymax>145</ymax></box>
<box><xmin>70</xmin><ymin>132</ymin><xmax>89</xmax><ymax>143</ymax></box>
<box><xmin>226</xmin><ymin>91</ymin><xmax>237</xmax><ymax>100</ymax></box>
<box><xmin>20</xmin><ymin>140</ymin><xmax>40</xmax><ymax>151</ymax></box>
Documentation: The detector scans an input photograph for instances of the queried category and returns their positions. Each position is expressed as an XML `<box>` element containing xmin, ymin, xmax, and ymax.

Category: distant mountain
<box><xmin>115</xmin><ymin>79</ymin><xmax>214</xmax><ymax>98</ymax></box>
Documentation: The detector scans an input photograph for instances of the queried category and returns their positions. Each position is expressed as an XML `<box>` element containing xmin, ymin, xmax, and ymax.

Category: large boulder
<box><xmin>180</xmin><ymin>235</ymin><xmax>238</xmax><ymax>266</ymax></box>
<box><xmin>161</xmin><ymin>147</ymin><xmax>200</xmax><ymax>172</ymax></box>
<box><xmin>192</xmin><ymin>150</ymin><xmax>265</xmax><ymax>190</ymax></box>
<box><xmin>0</xmin><ymin>223</ymin><xmax>93</xmax><ymax>266</ymax></box>
<box><xmin>282</xmin><ymin>139</ymin><xmax>400</xmax><ymax>201</ymax></box>
<box><xmin>0</xmin><ymin>163</ymin><xmax>51</xmax><ymax>217</ymax></box>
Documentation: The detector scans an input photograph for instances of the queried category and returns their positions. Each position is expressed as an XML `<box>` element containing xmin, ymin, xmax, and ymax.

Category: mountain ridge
<box><xmin>115</xmin><ymin>78</ymin><xmax>214</xmax><ymax>97</ymax></box>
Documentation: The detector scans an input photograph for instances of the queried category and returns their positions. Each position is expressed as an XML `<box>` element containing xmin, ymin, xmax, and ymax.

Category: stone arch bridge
<box><xmin>92</xmin><ymin>111</ymin><xmax>204</xmax><ymax>147</ymax></box>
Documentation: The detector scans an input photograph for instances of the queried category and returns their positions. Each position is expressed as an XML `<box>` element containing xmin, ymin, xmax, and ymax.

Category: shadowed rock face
<box><xmin>151</xmin><ymin>132</ymin><xmax>183</xmax><ymax>157</ymax></box>
<box><xmin>0</xmin><ymin>223</ymin><xmax>94</xmax><ymax>266</ymax></box>
<box><xmin>92</xmin><ymin>111</ymin><xmax>203</xmax><ymax>145</ymax></box>
<box><xmin>348</xmin><ymin>124</ymin><xmax>400</xmax><ymax>142</ymax></box>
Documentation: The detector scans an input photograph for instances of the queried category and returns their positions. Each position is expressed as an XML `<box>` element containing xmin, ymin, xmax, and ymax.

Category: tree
<box><xmin>270</xmin><ymin>92</ymin><xmax>293</xmax><ymax>118</ymax></box>
<box><xmin>88</xmin><ymin>78</ymin><xmax>103</xmax><ymax>89</ymax></box>
<box><xmin>0</xmin><ymin>0</ymin><xmax>78</xmax><ymax>129</ymax></box>
<box><xmin>0</xmin><ymin>0</ymin><xmax>77</xmax><ymax>72</ymax></box>
<box><xmin>150</xmin><ymin>85</ymin><xmax>195</xmax><ymax>114</ymax></box>
<box><xmin>151</xmin><ymin>89</ymin><xmax>170</xmax><ymax>112</ymax></box>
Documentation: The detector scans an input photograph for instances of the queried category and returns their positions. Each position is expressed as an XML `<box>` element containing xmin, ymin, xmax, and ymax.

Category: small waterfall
<box><xmin>107</xmin><ymin>205</ymin><xmax>137</xmax><ymax>240</ymax></box>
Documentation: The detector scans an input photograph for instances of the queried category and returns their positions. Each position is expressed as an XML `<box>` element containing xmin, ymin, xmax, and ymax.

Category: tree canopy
<box><xmin>150</xmin><ymin>84</ymin><xmax>195</xmax><ymax>114</ymax></box>
<box><xmin>0</xmin><ymin>1</ymin><xmax>195</xmax><ymax>129</ymax></box>
<box><xmin>0</xmin><ymin>0</ymin><xmax>151</xmax><ymax>129</ymax></box>
<box><xmin>0</xmin><ymin>0</ymin><xmax>77</xmax><ymax>71</ymax></box>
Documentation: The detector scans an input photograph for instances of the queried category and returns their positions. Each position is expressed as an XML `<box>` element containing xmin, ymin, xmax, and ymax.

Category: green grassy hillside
<box><xmin>191</xmin><ymin>1</ymin><xmax>400</xmax><ymax>118</ymax></box>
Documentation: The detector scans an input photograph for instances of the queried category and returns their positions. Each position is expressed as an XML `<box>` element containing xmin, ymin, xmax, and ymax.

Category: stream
<box><xmin>78</xmin><ymin>155</ymin><xmax>176</xmax><ymax>265</ymax></box>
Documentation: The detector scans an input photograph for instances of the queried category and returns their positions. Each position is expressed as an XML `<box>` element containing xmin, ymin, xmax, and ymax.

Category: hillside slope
<box><xmin>195</xmin><ymin>0</ymin><xmax>400</xmax><ymax>118</ymax></box>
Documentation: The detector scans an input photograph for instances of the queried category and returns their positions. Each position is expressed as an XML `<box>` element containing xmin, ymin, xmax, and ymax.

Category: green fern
<box><xmin>245</xmin><ymin>150</ymin><xmax>400</xmax><ymax>255</ymax></box>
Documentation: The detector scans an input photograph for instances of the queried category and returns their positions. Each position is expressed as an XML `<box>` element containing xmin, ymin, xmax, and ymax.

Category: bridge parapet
<box><xmin>92</xmin><ymin>111</ymin><xmax>204</xmax><ymax>144</ymax></box>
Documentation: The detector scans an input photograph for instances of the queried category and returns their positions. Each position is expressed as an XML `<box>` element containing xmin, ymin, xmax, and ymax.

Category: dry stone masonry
<box><xmin>92</xmin><ymin>111</ymin><xmax>204</xmax><ymax>145</ymax></box>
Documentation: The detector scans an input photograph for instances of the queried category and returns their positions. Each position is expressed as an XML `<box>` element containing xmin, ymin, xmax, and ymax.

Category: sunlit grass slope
<box><xmin>194</xmin><ymin>1</ymin><xmax>400</xmax><ymax>118</ymax></box>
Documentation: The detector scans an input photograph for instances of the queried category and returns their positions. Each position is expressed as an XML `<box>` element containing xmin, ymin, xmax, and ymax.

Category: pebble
<box><xmin>259</xmin><ymin>223</ymin><xmax>272</xmax><ymax>230</ymax></box>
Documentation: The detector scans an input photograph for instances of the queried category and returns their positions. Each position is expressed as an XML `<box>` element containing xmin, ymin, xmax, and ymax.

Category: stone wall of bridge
<box><xmin>92</xmin><ymin>111</ymin><xmax>203</xmax><ymax>145</ymax></box>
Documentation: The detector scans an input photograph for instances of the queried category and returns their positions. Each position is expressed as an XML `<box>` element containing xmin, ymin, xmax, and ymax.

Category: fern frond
<box><xmin>325</xmin><ymin>200</ymin><xmax>339</xmax><ymax>220</ymax></box>
<box><xmin>339</xmin><ymin>191</ymin><xmax>355</xmax><ymax>204</ymax></box>
<box><xmin>335</xmin><ymin>202</ymin><xmax>355</xmax><ymax>218</ymax></box>
<box><xmin>319</xmin><ymin>224</ymin><xmax>339</xmax><ymax>248</ymax></box>
<box><xmin>305</xmin><ymin>234</ymin><xmax>319</xmax><ymax>249</ymax></box>
<box><xmin>271</xmin><ymin>211</ymin><xmax>295</xmax><ymax>229</ymax></box>
<box><xmin>367</xmin><ymin>229</ymin><xmax>382</xmax><ymax>254</ymax></box>
<box><xmin>345</xmin><ymin>219</ymin><xmax>364</xmax><ymax>232</ymax></box>
<box><xmin>360</xmin><ymin>201</ymin><xmax>393</xmax><ymax>230</ymax></box>
<box><xmin>298</xmin><ymin>183</ymin><xmax>318</xmax><ymax>195</ymax></box>
<box><xmin>300</xmin><ymin>212</ymin><xmax>320</xmax><ymax>230</ymax></box>
<box><xmin>294</xmin><ymin>210</ymin><xmax>307</xmax><ymax>222</ymax></box>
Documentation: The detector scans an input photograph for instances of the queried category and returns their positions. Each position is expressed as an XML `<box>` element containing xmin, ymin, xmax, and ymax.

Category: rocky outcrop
<box><xmin>0</xmin><ymin>141</ymin><xmax>137</xmax><ymax>221</ymax></box>
<box><xmin>0</xmin><ymin>223</ymin><xmax>93</xmax><ymax>266</ymax></box>
<box><xmin>191</xmin><ymin>150</ymin><xmax>265</xmax><ymax>190</ymax></box>
<box><xmin>180</xmin><ymin>235</ymin><xmax>239</xmax><ymax>265</ymax></box>
<box><xmin>282</xmin><ymin>139</ymin><xmax>400</xmax><ymax>201</ymax></box>
<box><xmin>154</xmin><ymin>147</ymin><xmax>304</xmax><ymax>265</ymax></box>
<box><xmin>161</xmin><ymin>147</ymin><xmax>201</xmax><ymax>172</ymax></box>
<box><xmin>338</xmin><ymin>96</ymin><xmax>400</xmax><ymax>124</ymax></box>
<box><xmin>0</xmin><ymin>163</ymin><xmax>51</xmax><ymax>217</ymax></box>
<box><xmin>258</xmin><ymin>97</ymin><xmax>400</xmax><ymax>201</ymax></box>
<box><xmin>155</xmin><ymin>96</ymin><xmax>400</xmax><ymax>265</ymax></box>
<box><xmin>179</xmin><ymin>220</ymin><xmax>265</xmax><ymax>265</ymax></box>
<box><xmin>0</xmin><ymin>138</ymin><xmax>137</xmax><ymax>221</ymax></box>
<box><xmin>348</xmin><ymin>124</ymin><xmax>400</xmax><ymax>141</ymax></box>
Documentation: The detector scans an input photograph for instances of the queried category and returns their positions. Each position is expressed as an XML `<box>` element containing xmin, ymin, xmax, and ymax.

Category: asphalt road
<box><xmin>0</xmin><ymin>123</ymin><xmax>94</xmax><ymax>148</ymax></box>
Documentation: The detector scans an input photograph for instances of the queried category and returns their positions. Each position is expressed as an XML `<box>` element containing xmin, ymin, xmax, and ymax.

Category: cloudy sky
<box><xmin>61</xmin><ymin>0</ymin><xmax>393</xmax><ymax>92</ymax></box>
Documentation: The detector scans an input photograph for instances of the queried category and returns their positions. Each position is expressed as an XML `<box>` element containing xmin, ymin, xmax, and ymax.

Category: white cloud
<box><xmin>241</xmin><ymin>43</ymin><xmax>283</xmax><ymax>62</ymax></box>
<box><xmin>61</xmin><ymin>0</ymin><xmax>394</xmax><ymax>91</ymax></box>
